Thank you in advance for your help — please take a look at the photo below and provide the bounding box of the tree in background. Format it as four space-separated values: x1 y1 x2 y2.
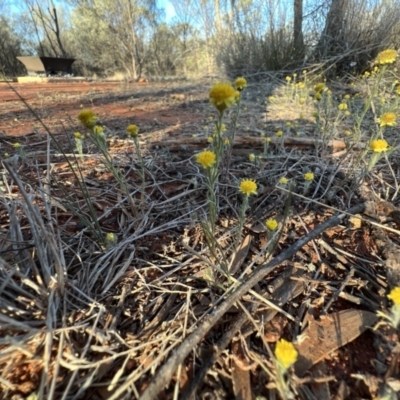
1 0 400 78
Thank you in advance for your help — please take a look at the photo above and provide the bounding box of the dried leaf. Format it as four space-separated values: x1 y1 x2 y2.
231 341 252 400
295 309 378 376
228 235 252 275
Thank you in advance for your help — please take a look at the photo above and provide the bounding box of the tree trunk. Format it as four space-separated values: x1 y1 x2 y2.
315 0 349 59
293 0 304 61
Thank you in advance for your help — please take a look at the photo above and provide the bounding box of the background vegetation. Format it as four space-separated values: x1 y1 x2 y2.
1 0 400 79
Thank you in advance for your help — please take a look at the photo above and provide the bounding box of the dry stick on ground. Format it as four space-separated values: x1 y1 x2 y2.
180 266 306 400
150 136 353 151
132 202 366 400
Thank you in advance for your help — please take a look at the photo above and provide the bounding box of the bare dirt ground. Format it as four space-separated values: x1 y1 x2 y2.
1 78 400 399
0 80 205 140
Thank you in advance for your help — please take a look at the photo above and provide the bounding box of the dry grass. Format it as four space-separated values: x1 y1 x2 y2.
1 68 400 400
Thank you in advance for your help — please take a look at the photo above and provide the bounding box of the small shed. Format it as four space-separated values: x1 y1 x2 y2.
16 57 75 76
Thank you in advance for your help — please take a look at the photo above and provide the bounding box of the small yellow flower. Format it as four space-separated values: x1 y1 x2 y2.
207 136 213 143
388 287 400 306
239 179 257 196
285 76 291 82
377 112 396 127
279 177 288 185
314 92 322 101
344 111 351 116
299 97 305 105
127 124 139 137
344 94 351 99
344 130 351 136
249 153 255 162
369 139 389 153
4 152 10 158
13 142 21 149
196 150 216 168
285 122 292 128
265 137 271 143
74 132 84 139
78 109 97 128
93 125 104 136
234 77 247 91
314 83 325 93
304 172 314 181
338 103 348 111
209 82 237 113
266 219 278 231
275 339 298 371
105 232 117 246
276 130 283 137
207 116 213 121
224 139 230 145
375 49 397 65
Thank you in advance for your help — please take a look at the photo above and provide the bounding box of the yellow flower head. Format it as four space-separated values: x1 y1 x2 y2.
375 49 397 65
285 122 292 128
105 232 117 245
344 130 351 136
265 137 271 143
13 142 21 149
345 110 351 116
275 339 298 371
266 219 278 231
304 172 314 181
74 131 84 139
209 82 237 113
344 94 351 100
196 150 216 168
207 136 214 143
93 125 104 136
369 139 389 153
234 77 247 91
377 112 396 127
249 153 255 162
279 177 288 185
276 130 283 137
127 124 139 138
388 287 400 306
239 179 257 196
299 97 305 105
78 109 97 128
338 103 348 111
285 76 291 82
314 92 322 101
314 83 326 93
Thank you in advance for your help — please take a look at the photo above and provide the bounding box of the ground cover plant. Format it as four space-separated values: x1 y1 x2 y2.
2 50 400 399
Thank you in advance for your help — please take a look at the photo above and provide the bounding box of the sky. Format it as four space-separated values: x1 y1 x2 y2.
158 0 177 22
